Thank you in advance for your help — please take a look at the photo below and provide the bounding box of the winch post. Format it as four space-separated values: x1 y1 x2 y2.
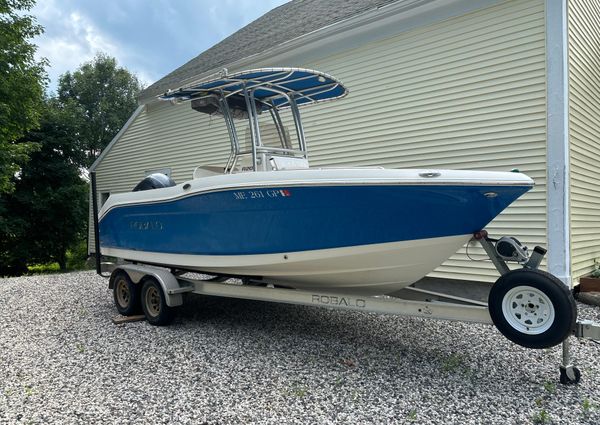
524 246 547 270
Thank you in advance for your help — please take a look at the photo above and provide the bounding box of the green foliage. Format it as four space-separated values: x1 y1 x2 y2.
283 383 309 398
543 381 556 394
582 398 594 418
0 7 140 275
57 53 142 167
0 99 88 276
23 384 34 397
591 259 600 278
66 239 90 270
26 240 90 274
0 0 47 194
531 409 551 424
441 353 467 373
27 263 60 274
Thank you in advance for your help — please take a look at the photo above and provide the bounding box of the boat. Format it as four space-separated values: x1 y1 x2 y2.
98 67 534 295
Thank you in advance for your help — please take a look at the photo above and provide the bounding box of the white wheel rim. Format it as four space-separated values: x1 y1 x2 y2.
501 285 555 335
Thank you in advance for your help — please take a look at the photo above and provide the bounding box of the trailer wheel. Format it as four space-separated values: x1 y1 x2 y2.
488 269 576 349
112 271 141 316
141 278 174 326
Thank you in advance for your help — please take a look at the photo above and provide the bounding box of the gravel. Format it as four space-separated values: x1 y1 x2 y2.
1 271 599 424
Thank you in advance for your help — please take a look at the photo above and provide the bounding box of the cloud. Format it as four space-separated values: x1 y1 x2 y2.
31 0 289 93
32 1 123 93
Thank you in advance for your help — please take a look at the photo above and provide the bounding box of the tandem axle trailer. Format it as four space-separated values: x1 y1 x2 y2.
97 232 600 385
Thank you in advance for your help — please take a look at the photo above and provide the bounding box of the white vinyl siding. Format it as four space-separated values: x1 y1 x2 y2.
568 0 600 280
91 0 547 283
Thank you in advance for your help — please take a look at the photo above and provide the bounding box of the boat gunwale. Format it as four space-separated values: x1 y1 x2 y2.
98 177 534 220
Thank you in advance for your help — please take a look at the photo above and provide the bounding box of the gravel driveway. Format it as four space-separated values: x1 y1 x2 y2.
1 271 599 424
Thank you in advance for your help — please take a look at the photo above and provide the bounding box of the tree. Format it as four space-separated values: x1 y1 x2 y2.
58 53 142 167
0 53 141 276
0 0 47 194
0 99 88 275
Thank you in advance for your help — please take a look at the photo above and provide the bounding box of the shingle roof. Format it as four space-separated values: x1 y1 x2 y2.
140 0 404 100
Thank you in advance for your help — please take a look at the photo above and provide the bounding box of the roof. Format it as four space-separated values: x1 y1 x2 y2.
140 0 408 100
160 67 348 110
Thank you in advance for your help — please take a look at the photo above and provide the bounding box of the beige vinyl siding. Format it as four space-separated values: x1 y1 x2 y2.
568 0 600 280
294 0 547 281
88 102 232 251
91 0 547 283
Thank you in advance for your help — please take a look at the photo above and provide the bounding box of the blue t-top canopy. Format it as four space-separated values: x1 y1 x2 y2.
159 67 348 110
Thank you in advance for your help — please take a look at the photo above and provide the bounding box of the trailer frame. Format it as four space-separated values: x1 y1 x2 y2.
99 232 600 385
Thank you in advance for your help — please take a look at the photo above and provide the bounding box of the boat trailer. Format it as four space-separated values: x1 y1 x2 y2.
97 229 600 385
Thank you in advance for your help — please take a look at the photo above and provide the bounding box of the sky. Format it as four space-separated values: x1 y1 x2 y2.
31 0 289 93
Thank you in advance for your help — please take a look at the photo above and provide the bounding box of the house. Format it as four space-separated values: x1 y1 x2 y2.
89 0 600 286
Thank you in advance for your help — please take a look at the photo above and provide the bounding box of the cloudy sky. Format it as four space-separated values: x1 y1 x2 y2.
31 0 288 93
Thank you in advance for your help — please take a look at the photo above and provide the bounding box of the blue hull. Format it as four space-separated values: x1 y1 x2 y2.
99 184 530 256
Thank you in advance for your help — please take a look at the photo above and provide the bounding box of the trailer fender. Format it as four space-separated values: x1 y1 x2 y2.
109 265 183 307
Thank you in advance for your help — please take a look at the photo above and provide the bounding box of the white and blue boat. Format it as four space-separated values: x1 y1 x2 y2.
98 68 533 295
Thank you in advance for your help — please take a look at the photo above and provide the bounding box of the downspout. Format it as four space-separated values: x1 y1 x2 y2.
91 171 102 275
545 0 571 286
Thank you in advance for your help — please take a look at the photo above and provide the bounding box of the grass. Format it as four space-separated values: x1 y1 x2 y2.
543 381 557 394
23 385 34 397
441 353 468 373
26 240 92 275
283 383 309 398
582 398 593 418
407 409 417 421
27 263 62 274
531 409 551 424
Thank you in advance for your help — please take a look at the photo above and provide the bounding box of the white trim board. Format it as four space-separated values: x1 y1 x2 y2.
89 105 145 172
545 0 571 286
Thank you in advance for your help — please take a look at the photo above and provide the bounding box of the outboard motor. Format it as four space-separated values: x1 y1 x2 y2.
133 173 176 192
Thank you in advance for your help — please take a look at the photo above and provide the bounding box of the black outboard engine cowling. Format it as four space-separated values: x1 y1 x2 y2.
133 173 176 192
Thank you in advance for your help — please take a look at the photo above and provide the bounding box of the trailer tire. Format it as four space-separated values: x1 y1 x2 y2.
141 278 174 326
112 271 141 316
488 269 576 349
